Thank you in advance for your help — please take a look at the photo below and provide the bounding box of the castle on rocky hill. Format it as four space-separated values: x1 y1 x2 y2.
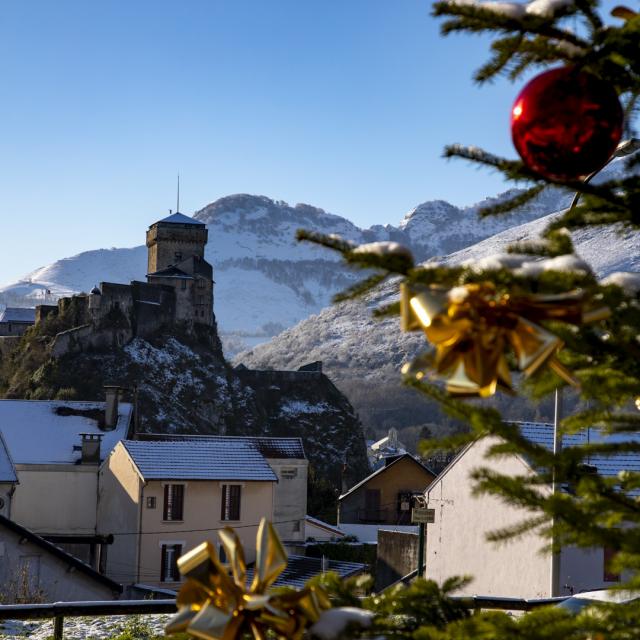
31 212 215 356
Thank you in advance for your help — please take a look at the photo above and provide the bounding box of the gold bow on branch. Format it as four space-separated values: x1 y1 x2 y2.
166 519 330 640
400 282 609 397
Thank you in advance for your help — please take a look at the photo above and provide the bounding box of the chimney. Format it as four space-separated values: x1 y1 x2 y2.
104 385 120 430
79 433 103 464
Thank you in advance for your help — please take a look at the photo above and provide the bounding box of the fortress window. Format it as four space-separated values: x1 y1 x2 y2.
198 296 204 304
197 279 205 289
181 280 187 290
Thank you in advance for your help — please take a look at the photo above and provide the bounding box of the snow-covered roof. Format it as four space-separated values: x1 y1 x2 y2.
0 430 17 483
155 212 205 226
122 439 278 481
139 433 306 459
0 400 133 465
0 307 35 323
519 421 640 478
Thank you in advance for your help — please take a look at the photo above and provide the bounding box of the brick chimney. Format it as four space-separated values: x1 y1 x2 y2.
104 385 121 430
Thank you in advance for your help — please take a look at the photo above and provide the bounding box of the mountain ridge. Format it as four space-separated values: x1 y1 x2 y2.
0 181 581 354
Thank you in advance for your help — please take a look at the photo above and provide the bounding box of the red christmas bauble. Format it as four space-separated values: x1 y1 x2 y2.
511 67 623 182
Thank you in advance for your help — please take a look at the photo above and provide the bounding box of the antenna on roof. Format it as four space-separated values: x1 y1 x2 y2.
176 173 180 213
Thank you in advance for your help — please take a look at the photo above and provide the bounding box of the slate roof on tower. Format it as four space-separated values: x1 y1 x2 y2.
156 212 205 225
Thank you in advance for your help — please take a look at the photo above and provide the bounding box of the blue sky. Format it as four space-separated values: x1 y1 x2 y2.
1 1 532 284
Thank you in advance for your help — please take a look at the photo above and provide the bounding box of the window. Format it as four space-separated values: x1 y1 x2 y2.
163 484 184 521
281 468 298 480
293 520 301 532
604 547 620 582
174 252 183 262
197 279 206 289
146 496 157 509
181 279 187 290
160 543 182 582
221 484 241 521
198 295 204 304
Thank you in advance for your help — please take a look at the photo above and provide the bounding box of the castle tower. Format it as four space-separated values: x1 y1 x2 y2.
146 212 214 326
146 211 208 274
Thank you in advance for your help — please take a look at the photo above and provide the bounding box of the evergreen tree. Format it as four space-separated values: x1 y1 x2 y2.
300 1 640 637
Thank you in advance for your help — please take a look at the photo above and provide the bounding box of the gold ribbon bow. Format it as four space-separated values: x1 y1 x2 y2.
165 518 330 640
400 282 609 397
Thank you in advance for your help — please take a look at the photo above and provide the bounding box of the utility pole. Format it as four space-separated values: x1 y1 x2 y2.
550 388 562 597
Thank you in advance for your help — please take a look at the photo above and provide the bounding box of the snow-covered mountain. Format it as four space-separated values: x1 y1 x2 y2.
233 209 640 436
0 184 577 354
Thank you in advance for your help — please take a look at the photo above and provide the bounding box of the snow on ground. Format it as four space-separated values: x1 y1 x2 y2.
0 614 170 640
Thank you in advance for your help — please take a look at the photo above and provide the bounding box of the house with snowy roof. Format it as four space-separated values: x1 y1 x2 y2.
424 422 639 599
136 433 308 546
97 438 280 587
0 390 133 568
0 306 36 336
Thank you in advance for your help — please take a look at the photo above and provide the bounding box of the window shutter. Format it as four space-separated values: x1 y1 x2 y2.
163 485 169 520
172 545 182 581
230 485 241 520
160 544 167 582
221 485 228 520
174 485 184 520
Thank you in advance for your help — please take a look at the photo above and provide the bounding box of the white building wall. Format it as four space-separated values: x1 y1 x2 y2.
268 458 308 542
11 465 99 535
425 437 552 599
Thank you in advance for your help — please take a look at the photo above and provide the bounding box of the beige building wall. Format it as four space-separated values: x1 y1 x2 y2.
340 457 435 525
97 443 143 585
98 443 276 587
268 458 308 542
139 479 274 587
12 465 100 535
425 437 552 599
